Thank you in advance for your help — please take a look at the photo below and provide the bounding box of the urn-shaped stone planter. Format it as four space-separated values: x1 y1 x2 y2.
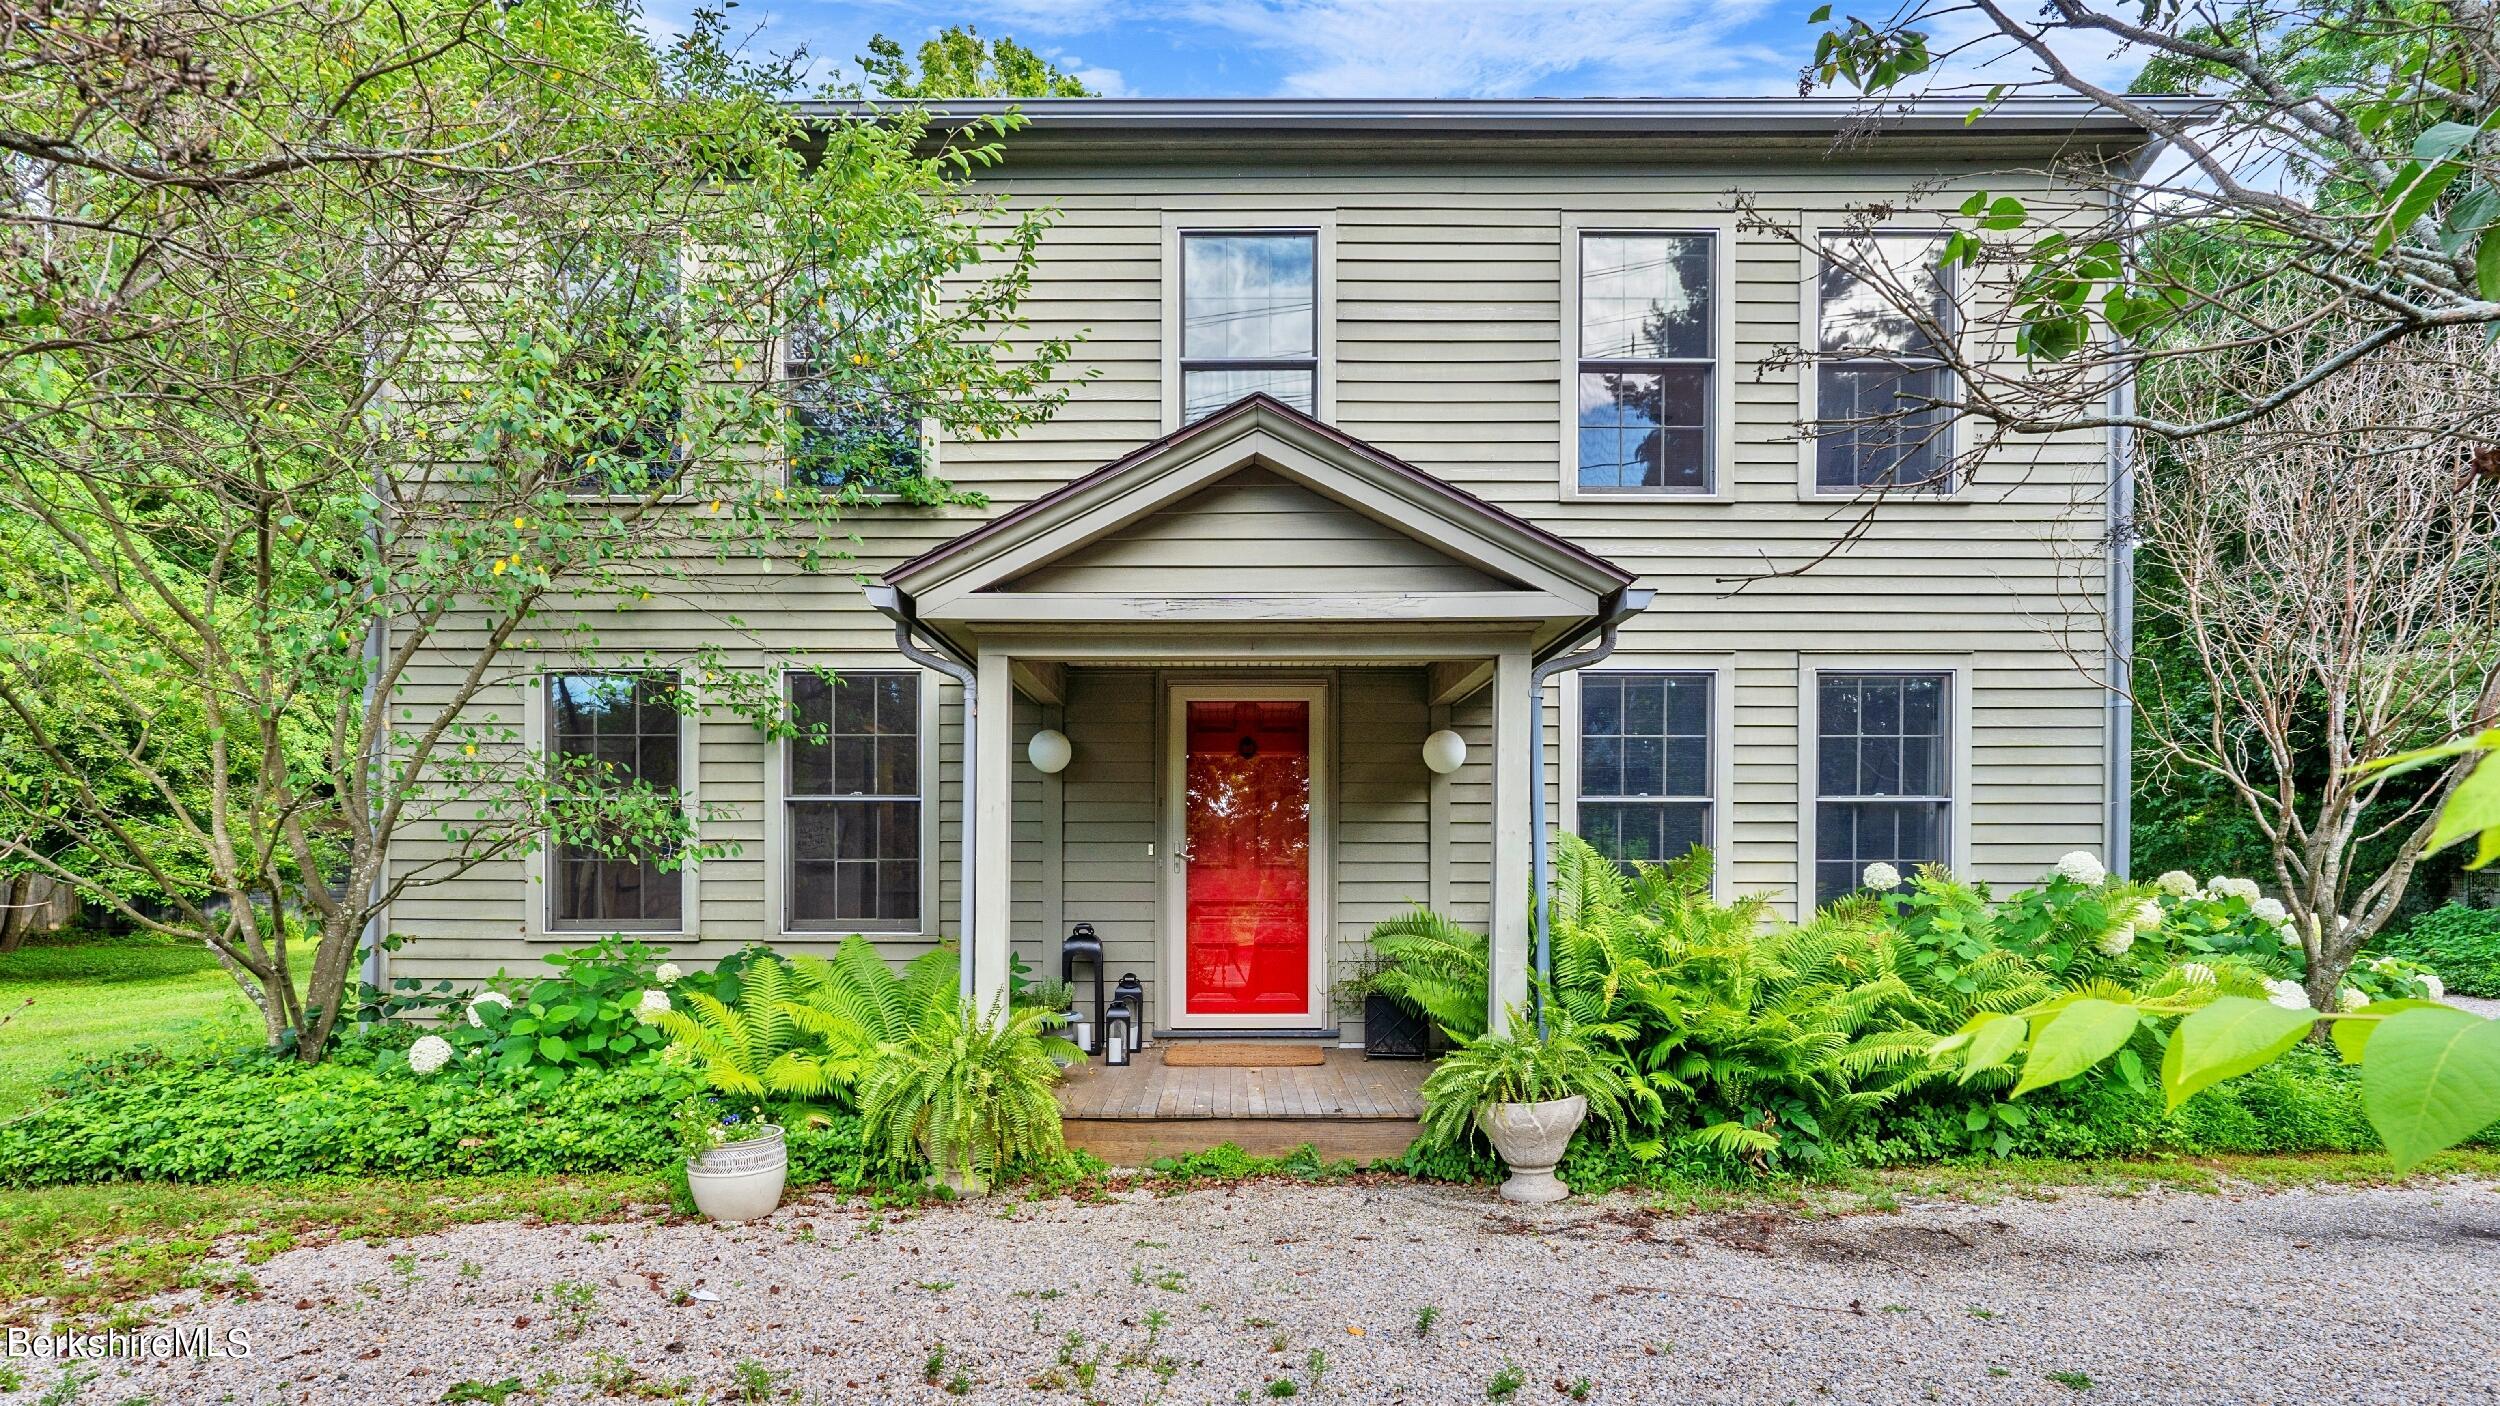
686 1124 786 1222
1479 1095 1586 1204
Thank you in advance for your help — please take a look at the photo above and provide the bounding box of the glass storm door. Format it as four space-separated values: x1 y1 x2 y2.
1180 698 1314 1020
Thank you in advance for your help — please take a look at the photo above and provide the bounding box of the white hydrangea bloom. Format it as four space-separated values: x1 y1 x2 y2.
1860 861 1903 892
2423 972 2445 1001
2368 955 2398 975
2178 962 2218 986
2155 870 2199 897
409 1034 453 1075
654 963 682 984
2264 978 2312 1011
2097 924 2136 957
2279 926 2305 951
465 991 510 1027
2251 897 2288 923
2207 877 2262 903
635 989 672 1021
2335 987 2368 1012
2053 851 2107 886
2131 898 2164 933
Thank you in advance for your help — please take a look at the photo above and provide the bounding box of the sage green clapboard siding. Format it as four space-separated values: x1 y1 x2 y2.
1004 467 1512 595
384 149 2112 997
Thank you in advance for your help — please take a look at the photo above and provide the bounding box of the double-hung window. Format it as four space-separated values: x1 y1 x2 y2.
1179 231 1317 423
784 265 928 492
548 236 682 491
1576 233 1715 493
547 673 684 931
1578 671 1713 867
785 671 921 930
1813 671 1952 903
1814 234 1954 493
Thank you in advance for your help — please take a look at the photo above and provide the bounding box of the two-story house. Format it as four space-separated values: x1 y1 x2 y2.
384 97 2149 1043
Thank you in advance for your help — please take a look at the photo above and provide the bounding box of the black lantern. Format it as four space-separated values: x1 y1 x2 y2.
1061 922 1105 1054
1102 1002 1134 1067
1113 974 1145 1051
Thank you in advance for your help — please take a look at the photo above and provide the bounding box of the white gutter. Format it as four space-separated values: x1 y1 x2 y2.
863 584 980 1001
2103 138 2166 880
1526 587 1655 1035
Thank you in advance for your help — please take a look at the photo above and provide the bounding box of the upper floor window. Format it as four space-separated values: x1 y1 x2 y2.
1578 671 1713 868
1180 231 1316 423
783 311 927 493
785 670 922 931
548 672 684 931
1813 670 1952 904
1815 234 1953 494
548 237 682 492
1577 233 1714 493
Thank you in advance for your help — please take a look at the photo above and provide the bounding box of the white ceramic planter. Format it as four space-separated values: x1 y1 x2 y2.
1479 1095 1587 1204
686 1124 786 1222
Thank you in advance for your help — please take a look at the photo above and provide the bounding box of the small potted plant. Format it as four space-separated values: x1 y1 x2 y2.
1417 1008 1630 1204
675 1095 786 1222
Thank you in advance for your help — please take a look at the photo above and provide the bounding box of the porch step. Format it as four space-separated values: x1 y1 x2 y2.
1063 1115 1419 1166
1054 1044 1428 1167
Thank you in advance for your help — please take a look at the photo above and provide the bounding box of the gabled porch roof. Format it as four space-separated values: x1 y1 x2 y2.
882 394 1636 657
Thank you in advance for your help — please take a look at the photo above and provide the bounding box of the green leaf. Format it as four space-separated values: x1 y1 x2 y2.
2362 1007 2500 1172
2331 999 2447 1064
1958 1012 2027 1083
1980 195 2027 230
1808 3 1831 20
2161 997 2315 1110
2012 999 2140 1096
1959 190 1989 217
2412 119 2488 164
2426 746 2500 868
2479 231 2500 302
537 1035 571 1064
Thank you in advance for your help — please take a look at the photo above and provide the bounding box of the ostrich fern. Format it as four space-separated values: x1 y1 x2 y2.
857 998 1077 1187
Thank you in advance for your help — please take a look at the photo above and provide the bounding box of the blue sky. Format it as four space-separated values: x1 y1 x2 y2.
642 0 2115 100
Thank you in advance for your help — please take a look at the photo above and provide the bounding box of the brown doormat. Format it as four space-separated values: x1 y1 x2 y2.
1161 1042 1327 1068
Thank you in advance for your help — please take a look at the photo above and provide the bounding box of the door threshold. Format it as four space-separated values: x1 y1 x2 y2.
1153 1028 1342 1042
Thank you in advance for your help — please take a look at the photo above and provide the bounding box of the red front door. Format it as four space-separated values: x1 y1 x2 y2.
1182 699 1312 1018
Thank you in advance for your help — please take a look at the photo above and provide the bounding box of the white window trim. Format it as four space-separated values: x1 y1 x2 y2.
1561 658 1735 904
1559 215 1738 504
760 658 945 943
1795 654 1974 910
1793 220 1966 505
523 665 701 941
1160 213 1339 433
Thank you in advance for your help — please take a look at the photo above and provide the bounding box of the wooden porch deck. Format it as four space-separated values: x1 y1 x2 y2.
1055 1045 1428 1166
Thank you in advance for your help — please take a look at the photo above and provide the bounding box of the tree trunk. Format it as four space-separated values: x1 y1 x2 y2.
0 874 31 954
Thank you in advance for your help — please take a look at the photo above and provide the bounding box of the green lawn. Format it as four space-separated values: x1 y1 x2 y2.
0 934 255 1116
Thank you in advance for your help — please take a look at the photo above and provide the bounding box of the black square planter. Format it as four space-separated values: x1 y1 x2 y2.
1361 991 1429 1060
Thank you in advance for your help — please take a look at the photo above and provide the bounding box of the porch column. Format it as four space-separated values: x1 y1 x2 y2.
1487 643 1533 1035
972 646 1015 1017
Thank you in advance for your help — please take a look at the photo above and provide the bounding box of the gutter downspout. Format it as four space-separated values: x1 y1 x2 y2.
1527 587 1655 1035
2103 137 2165 880
864 584 981 1002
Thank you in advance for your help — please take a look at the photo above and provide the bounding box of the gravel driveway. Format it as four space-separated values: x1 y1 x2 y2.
23 1177 2499 1406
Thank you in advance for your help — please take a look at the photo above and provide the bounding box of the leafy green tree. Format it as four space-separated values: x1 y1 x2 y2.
857 25 1095 99
0 0 1077 1059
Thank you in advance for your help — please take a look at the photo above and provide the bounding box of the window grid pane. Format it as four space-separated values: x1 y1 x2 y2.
551 239 683 493
1179 232 1318 424
548 672 682 931
786 324 927 492
1576 233 1713 493
786 670 922 931
1580 672 1712 870
1814 671 1951 904
1815 234 1952 493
